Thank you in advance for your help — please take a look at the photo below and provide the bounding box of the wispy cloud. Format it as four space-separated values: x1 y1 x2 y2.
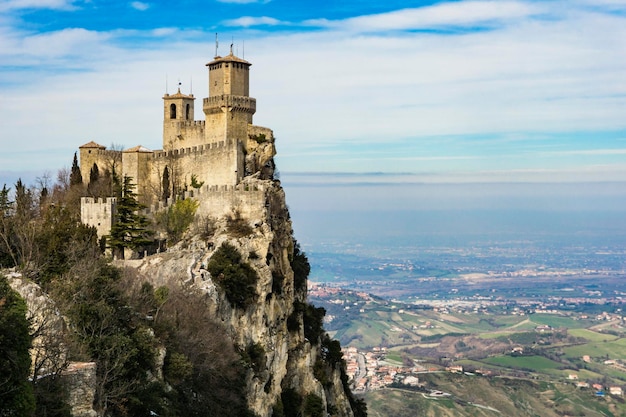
303 1 542 32
223 16 282 27
538 149 626 157
0 0 625 183
0 27 111 69
130 1 150 11
0 0 78 11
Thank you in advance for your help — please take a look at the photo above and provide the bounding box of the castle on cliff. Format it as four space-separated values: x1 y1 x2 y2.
79 50 277 238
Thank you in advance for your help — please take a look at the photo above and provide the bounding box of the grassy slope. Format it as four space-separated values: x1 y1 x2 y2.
365 373 626 417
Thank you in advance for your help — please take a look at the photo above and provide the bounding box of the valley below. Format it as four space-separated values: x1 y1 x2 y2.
305 240 626 416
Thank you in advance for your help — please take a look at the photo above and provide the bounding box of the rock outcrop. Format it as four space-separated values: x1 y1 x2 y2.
7 271 98 417
129 177 356 417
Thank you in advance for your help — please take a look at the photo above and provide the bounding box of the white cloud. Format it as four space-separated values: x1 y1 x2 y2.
304 1 542 32
130 1 150 11
223 16 282 27
0 0 625 181
0 0 78 11
0 27 111 68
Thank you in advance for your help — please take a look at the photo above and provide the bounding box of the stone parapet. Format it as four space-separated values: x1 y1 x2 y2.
203 95 256 115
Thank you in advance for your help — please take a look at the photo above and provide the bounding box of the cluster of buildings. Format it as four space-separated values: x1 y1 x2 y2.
342 346 424 392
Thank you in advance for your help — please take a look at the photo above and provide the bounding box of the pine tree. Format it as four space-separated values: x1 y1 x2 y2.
88 163 100 196
69 152 83 187
162 167 171 202
0 275 35 416
0 185 15 267
14 178 33 220
108 176 153 259
0 184 11 216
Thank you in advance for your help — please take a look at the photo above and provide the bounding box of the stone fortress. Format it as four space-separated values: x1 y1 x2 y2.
79 48 277 238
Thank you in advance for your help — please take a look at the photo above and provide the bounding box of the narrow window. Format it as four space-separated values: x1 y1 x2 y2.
186 103 191 120
170 103 176 119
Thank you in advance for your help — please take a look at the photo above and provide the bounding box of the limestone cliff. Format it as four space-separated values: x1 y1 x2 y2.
129 176 356 417
7 271 98 417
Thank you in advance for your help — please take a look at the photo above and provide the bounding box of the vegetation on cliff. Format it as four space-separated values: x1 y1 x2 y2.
207 242 259 309
0 275 35 416
108 176 153 258
0 168 256 416
0 156 365 417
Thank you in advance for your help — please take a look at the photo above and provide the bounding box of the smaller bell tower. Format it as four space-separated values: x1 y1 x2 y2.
162 88 196 149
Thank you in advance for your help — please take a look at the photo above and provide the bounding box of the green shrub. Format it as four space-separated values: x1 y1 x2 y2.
156 198 199 243
290 241 310 292
281 388 302 417
0 275 35 416
207 243 259 309
287 301 305 333
244 342 266 374
303 304 326 343
227 210 253 237
303 394 324 417
251 133 267 144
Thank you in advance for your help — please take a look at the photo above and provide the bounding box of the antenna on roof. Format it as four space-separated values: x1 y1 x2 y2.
230 37 234 55
215 33 219 57
177 79 181 92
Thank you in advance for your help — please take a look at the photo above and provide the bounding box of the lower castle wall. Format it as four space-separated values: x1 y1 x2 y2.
149 185 267 221
81 197 117 238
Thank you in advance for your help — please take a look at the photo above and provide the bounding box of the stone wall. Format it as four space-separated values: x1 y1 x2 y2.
163 119 206 151
79 148 121 185
148 183 267 221
80 197 116 238
150 139 241 198
63 362 97 417
122 149 153 204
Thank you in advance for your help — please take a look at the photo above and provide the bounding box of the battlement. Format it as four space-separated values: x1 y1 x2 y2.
81 197 117 205
203 95 256 115
175 120 205 128
148 182 267 220
153 140 232 160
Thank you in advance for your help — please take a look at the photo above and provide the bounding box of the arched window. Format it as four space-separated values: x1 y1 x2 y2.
170 103 176 119
186 104 191 120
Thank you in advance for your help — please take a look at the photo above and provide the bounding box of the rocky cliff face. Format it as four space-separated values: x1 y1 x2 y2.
7 272 98 417
129 177 356 417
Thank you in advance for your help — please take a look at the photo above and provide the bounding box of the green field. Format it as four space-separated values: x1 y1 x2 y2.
482 355 562 371
568 328 619 342
562 337 626 360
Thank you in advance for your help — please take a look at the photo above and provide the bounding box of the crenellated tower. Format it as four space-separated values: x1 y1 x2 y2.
203 51 256 143
162 88 200 150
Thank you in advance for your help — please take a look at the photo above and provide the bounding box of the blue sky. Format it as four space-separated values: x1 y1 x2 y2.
1 0 626 185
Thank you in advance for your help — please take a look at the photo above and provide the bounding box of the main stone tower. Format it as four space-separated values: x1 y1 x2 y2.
81 49 275 221
203 51 256 143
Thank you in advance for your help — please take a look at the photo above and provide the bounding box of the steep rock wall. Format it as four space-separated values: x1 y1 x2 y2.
129 178 355 417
